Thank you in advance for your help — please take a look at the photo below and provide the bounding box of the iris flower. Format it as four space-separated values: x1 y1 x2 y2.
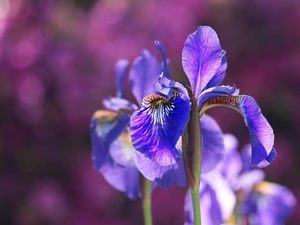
212 134 294 225
183 133 283 225
229 141 294 225
246 181 296 225
130 26 275 188
90 50 163 199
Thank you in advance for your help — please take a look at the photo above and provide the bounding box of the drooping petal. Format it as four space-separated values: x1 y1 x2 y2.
115 59 129 98
91 110 130 170
182 26 226 99
129 50 161 103
154 40 171 79
201 95 275 167
101 130 141 199
184 171 236 225
102 97 138 112
217 134 242 181
130 92 191 187
201 115 225 173
239 96 275 166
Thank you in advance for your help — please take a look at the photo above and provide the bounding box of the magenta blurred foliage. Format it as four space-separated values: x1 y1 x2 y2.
0 0 300 224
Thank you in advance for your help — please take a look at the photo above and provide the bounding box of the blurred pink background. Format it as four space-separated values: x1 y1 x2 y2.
0 0 299 224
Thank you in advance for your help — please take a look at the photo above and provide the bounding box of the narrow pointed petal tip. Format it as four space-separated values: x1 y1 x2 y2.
154 40 171 79
239 96 275 166
90 110 130 170
130 93 190 187
182 26 226 99
115 59 129 98
129 49 161 103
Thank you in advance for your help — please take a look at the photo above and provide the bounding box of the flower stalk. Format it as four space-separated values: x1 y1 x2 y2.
142 177 153 225
183 95 202 225
191 189 201 225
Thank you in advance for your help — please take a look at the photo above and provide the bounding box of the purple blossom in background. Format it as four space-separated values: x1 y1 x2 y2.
238 145 295 225
219 134 296 225
91 50 163 199
130 26 276 189
184 134 295 225
91 60 139 199
246 182 296 225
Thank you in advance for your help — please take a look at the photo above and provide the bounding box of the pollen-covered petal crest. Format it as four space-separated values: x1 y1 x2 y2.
199 85 239 108
130 92 191 168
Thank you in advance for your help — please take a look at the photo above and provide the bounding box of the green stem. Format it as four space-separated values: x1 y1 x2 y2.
142 177 153 225
184 95 202 225
191 188 201 225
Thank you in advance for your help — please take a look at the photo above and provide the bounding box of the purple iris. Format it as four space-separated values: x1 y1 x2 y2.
130 26 275 188
184 134 293 225
218 134 295 225
237 144 295 225
90 50 163 199
246 182 296 225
